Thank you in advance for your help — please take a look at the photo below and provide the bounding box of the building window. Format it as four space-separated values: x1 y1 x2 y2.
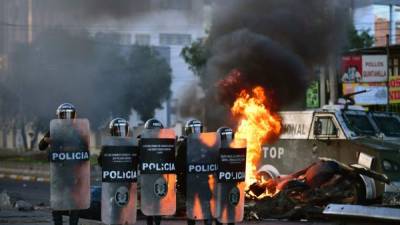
94 32 132 45
159 33 191 46
160 0 191 10
135 34 151 46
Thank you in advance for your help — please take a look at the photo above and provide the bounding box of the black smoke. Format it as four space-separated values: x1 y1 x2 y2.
196 0 350 128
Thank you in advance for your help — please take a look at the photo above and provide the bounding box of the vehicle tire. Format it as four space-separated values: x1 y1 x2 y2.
344 178 366 204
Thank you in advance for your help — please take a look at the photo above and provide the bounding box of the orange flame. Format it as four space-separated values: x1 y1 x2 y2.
231 86 282 187
192 193 203 219
199 133 218 148
208 174 216 218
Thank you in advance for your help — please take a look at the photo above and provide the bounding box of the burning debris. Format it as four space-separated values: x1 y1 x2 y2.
244 158 390 220
229 84 282 186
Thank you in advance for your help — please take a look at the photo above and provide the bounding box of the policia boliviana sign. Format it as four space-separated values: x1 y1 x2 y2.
218 148 246 182
101 137 138 225
139 129 177 216
101 146 138 182
216 140 247 223
140 138 175 174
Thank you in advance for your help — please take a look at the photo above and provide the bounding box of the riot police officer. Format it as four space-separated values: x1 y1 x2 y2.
176 119 212 225
110 117 129 136
140 118 164 225
215 127 235 225
99 118 137 225
216 127 234 142
97 118 130 166
38 103 80 225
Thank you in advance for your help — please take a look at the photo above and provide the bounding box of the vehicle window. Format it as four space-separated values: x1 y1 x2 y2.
372 114 400 137
317 117 338 136
343 113 375 136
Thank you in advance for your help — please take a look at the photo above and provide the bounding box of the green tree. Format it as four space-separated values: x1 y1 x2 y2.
347 24 374 50
125 46 172 121
180 38 209 81
0 28 172 150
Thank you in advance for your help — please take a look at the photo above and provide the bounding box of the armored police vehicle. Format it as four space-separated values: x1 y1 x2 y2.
258 103 400 202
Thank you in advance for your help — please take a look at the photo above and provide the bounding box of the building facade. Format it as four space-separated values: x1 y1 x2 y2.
353 0 400 46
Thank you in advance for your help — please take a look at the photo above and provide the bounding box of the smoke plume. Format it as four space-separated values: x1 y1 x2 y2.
197 0 350 128
46 0 150 20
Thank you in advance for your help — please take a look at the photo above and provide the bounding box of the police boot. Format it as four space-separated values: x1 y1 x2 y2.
204 219 212 225
52 210 63 225
69 210 79 225
154 216 161 225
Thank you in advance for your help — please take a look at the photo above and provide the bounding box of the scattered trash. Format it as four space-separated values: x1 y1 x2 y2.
14 200 34 211
383 192 400 206
0 190 12 209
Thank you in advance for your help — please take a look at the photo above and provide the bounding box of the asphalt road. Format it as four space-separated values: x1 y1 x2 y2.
0 178 397 225
0 178 49 206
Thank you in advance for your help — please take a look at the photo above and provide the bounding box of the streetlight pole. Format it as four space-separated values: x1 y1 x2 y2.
386 34 390 111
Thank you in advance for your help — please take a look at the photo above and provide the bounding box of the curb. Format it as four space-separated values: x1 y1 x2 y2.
0 173 49 182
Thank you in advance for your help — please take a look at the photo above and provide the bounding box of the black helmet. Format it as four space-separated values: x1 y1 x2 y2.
184 119 203 135
217 127 234 141
144 118 164 129
109 118 129 137
56 103 76 119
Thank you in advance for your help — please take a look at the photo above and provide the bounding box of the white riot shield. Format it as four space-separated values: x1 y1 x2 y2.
216 139 247 223
49 119 90 210
139 129 176 216
101 137 138 225
186 133 219 220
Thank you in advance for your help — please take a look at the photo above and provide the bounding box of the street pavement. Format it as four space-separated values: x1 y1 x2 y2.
0 178 397 225
0 177 49 205
0 178 329 225
0 208 336 225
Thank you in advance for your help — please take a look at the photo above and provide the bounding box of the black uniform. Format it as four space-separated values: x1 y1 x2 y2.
39 131 80 225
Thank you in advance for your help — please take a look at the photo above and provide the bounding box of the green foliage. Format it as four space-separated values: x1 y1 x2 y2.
180 38 209 77
347 24 374 50
125 46 172 121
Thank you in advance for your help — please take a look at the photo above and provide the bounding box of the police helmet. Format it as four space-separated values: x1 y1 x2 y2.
109 118 129 137
217 126 234 141
144 118 164 129
56 103 76 119
184 119 203 135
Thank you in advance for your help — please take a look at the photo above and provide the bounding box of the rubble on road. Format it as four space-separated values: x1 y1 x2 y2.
0 190 12 210
14 200 34 211
244 158 391 220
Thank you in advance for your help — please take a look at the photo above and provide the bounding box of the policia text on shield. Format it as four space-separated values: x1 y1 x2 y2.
39 103 90 225
40 104 247 225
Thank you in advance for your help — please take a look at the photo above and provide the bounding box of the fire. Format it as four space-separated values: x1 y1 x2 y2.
199 132 218 148
208 174 216 217
231 86 282 187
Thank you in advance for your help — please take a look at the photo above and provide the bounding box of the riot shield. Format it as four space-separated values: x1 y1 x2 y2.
216 139 247 223
49 119 90 210
186 132 219 220
101 137 138 225
139 129 176 216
